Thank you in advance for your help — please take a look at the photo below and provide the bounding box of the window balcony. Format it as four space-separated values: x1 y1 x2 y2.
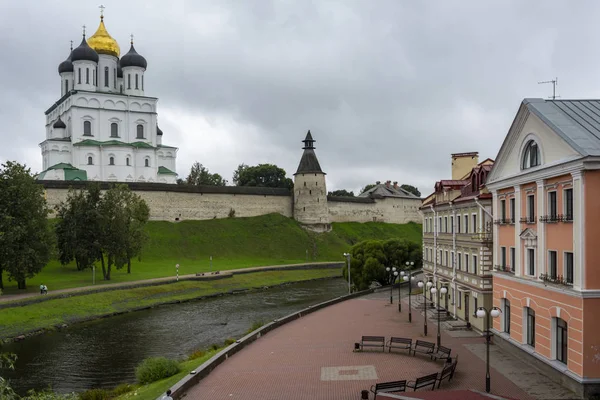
493 264 514 274
494 218 515 225
538 214 573 223
519 216 536 224
539 273 573 287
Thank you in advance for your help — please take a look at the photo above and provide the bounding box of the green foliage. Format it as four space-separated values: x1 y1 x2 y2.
20 390 79 400
233 163 293 189
0 161 53 290
359 183 377 195
187 349 206 361
77 388 112 400
223 338 236 346
185 162 227 186
342 238 422 290
246 320 265 334
228 208 235 218
400 184 421 197
111 384 135 396
135 357 180 385
0 352 17 399
327 189 354 197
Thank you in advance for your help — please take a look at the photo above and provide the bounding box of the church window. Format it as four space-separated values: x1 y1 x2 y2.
522 140 541 169
142 75 144 90
110 123 118 138
87 156 93 165
310 190 312 195
128 74 131 89
94 67 97 85
144 158 150 167
126 157 130 166
136 124 144 139
104 67 109 87
109 156 115 165
135 74 139 89
64 79 68 94
78 68 81 84
86 68 89 84
304 182 306 187
113 68 116 88
83 121 92 136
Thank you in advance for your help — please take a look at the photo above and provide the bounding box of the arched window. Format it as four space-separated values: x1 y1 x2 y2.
78 68 81 84
128 74 131 89
126 157 131 166
87 156 93 165
109 156 115 165
86 68 89 84
113 68 116 88
83 121 92 136
135 74 139 89
136 124 144 139
144 158 150 167
142 75 144 90
522 140 540 169
104 67 109 87
110 123 118 137
64 79 68 94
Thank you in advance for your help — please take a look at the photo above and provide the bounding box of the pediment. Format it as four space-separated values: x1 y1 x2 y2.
520 228 538 247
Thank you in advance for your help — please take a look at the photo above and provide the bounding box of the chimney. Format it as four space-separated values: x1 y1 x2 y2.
393 181 398 189
385 180 391 188
451 152 479 180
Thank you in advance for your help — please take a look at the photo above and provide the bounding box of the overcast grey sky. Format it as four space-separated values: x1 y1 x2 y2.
1 0 597 195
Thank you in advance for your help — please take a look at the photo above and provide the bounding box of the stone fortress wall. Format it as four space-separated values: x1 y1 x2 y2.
42 181 421 224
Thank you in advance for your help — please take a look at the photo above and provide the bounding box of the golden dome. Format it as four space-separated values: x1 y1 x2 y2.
87 16 120 58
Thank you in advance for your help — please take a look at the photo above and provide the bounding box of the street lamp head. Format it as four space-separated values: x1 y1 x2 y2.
430 287 437 294
343 253 349 257
411 276 415 280
394 271 399 276
490 307 502 318
386 267 391 272
405 261 409 266
392 267 397 272
476 308 486 318
417 281 424 288
410 261 414 266
426 281 433 289
403 275 408 281
400 271 405 276
440 286 448 294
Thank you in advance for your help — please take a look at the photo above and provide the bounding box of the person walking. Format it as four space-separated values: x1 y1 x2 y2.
161 389 173 400
40 284 44 295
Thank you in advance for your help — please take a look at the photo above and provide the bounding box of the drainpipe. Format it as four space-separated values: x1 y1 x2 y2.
450 201 457 319
475 198 493 219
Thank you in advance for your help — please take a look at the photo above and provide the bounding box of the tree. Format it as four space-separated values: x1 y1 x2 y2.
328 189 355 197
342 238 422 291
233 163 293 189
0 162 53 290
400 184 421 197
0 352 17 400
359 183 377 195
186 162 227 186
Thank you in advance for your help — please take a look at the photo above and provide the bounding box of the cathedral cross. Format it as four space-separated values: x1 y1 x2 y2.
99 5 105 17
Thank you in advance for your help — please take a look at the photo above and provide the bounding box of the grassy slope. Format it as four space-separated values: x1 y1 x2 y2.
0 269 340 339
1 214 422 294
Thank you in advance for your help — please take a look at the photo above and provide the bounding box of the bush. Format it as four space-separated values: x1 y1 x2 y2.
187 349 206 361
111 383 135 396
246 320 265 334
135 357 180 385
78 388 112 400
210 343 220 351
224 338 236 346
21 389 79 400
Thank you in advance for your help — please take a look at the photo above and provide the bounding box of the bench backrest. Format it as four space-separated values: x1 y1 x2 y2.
438 345 451 355
390 337 412 344
415 340 435 349
415 372 439 387
452 354 459 373
362 336 385 342
376 380 407 391
440 363 453 379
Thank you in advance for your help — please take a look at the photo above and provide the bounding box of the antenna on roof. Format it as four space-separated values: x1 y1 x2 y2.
538 77 560 100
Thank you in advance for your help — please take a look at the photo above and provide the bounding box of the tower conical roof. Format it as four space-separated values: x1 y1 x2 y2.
295 130 324 175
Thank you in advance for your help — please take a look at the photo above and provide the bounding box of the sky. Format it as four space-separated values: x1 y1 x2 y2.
1 0 599 196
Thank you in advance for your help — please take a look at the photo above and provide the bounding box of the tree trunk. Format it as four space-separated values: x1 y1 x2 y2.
18 279 26 290
100 253 106 280
0 267 3 290
104 255 112 280
127 259 131 274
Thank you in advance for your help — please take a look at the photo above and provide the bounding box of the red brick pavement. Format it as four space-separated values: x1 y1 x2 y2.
184 292 534 400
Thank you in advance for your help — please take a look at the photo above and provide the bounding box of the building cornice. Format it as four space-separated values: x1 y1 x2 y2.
493 272 600 298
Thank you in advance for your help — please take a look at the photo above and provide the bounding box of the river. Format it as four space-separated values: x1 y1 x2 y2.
3 278 348 395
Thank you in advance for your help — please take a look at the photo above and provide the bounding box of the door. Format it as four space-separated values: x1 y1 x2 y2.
464 293 470 324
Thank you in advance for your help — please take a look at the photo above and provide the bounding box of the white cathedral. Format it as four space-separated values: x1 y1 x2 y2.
37 11 178 184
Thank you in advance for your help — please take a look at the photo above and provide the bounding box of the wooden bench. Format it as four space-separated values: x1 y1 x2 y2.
407 372 438 391
437 354 459 388
412 340 436 357
360 336 385 352
430 345 451 361
370 380 407 399
387 337 412 354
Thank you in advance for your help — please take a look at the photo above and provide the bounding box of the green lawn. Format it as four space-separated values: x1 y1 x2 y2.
0 213 421 295
0 269 341 340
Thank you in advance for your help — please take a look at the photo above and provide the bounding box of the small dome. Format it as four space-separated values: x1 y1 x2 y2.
157 125 163 136
120 44 147 69
58 48 73 74
53 117 66 129
117 61 123 78
71 36 99 63
87 16 120 58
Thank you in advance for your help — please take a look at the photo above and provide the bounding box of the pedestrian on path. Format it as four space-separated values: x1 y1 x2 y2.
40 284 44 295
161 389 173 400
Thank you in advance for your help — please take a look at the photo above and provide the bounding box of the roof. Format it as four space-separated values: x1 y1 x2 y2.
74 139 155 149
523 98 600 156
327 195 375 204
53 117 66 129
358 183 420 199
157 166 177 175
36 163 87 181
120 44 147 69
451 152 479 158
295 149 324 174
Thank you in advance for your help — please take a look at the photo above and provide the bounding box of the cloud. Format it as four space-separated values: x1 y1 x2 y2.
1 0 599 195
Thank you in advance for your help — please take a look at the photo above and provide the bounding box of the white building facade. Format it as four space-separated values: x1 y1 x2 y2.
38 12 178 184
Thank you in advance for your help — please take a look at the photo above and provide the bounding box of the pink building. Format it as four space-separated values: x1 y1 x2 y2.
486 98 600 398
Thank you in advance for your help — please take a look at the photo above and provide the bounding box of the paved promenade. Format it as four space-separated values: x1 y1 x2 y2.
185 290 580 400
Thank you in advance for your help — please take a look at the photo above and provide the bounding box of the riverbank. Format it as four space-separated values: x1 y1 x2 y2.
0 268 342 342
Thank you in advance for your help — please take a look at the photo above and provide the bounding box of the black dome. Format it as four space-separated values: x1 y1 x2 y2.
53 117 66 129
58 50 73 74
157 125 163 136
117 61 123 78
120 44 147 69
71 36 99 63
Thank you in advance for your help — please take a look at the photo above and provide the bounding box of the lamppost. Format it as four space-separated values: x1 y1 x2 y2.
386 266 397 304
396 270 404 312
404 261 415 322
417 280 433 335
430 285 448 347
476 306 502 393
343 253 351 294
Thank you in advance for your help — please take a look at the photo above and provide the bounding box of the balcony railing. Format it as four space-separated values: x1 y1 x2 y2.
494 218 516 225
493 264 515 274
539 273 573 287
519 216 536 224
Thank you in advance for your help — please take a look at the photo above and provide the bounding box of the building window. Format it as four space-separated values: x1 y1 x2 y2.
438 217 442 233
444 216 448 233
450 216 454 233
109 156 115 165
110 123 118 137
126 157 130 166
64 79 69 94
144 158 150 167
548 250 557 279
472 255 478 274
510 247 515 273
465 254 469 273
86 68 89 84
128 74 131 89
142 74 144 90
87 156 93 165
474 297 478 317
472 214 477 233
457 291 462 308
104 67 109 87
509 198 515 223
445 251 448 266
136 124 144 139
94 67 97 85
556 318 568 364
565 252 573 284
500 199 506 221
504 299 511 333
114 68 117 88
526 307 535 347
457 216 461 233
522 140 540 169
564 188 573 221
457 252 462 271
548 191 557 219
527 248 535 276
501 247 506 269
527 194 535 222
464 215 469 233
135 74 139 89
451 251 455 267
83 120 91 136
78 68 81 84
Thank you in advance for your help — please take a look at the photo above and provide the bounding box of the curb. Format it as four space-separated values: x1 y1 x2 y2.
161 288 375 400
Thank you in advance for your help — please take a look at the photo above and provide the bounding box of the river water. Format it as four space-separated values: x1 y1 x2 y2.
3 278 348 394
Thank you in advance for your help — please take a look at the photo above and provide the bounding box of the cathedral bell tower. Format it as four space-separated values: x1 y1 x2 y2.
293 131 330 231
